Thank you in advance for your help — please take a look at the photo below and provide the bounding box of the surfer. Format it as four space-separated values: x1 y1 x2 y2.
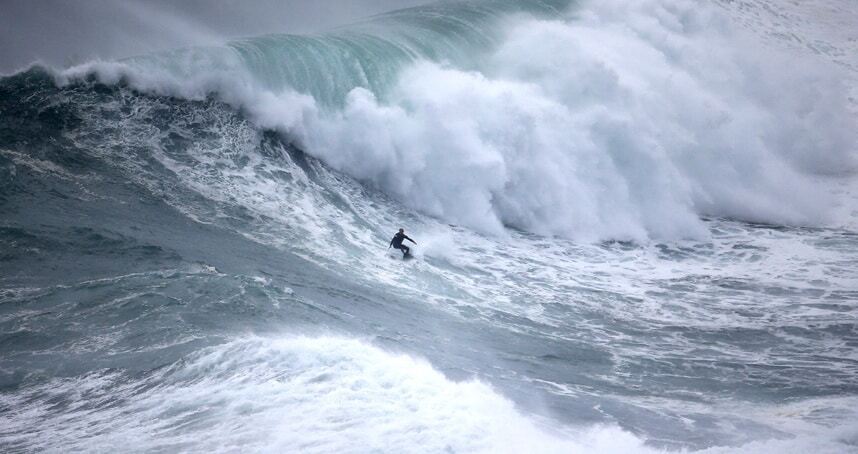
389 228 416 257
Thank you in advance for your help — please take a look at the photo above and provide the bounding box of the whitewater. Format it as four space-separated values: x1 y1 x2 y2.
1 0 857 452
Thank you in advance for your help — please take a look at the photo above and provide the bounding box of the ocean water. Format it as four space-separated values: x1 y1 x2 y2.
1 0 857 452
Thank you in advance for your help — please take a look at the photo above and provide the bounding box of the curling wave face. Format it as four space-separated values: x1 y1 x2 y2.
53 0 857 241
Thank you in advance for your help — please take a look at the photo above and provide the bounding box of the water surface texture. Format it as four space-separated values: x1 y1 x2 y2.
2 0 857 452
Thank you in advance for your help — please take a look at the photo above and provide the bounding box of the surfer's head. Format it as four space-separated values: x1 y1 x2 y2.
399 228 404 233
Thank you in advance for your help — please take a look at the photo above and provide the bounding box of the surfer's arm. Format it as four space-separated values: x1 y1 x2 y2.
405 236 416 244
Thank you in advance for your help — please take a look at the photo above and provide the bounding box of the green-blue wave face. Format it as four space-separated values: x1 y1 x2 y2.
227 0 575 106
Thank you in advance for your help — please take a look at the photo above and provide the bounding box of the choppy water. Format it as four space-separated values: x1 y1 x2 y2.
2 0 858 452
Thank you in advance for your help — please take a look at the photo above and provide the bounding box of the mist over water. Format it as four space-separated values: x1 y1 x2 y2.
2 0 858 452
0 0 435 73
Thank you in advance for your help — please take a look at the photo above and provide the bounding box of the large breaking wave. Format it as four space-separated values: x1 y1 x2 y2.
43 0 857 242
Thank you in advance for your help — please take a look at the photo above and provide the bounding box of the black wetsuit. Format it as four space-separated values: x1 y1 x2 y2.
390 232 414 255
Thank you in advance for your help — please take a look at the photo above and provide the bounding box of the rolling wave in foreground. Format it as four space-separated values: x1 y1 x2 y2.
2 0 857 452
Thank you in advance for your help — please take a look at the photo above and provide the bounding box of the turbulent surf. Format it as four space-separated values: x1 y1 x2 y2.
1 0 857 452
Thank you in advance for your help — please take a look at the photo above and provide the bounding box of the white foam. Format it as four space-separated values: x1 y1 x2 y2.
2 336 662 453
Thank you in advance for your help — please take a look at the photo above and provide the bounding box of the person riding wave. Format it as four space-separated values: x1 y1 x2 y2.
389 228 416 256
